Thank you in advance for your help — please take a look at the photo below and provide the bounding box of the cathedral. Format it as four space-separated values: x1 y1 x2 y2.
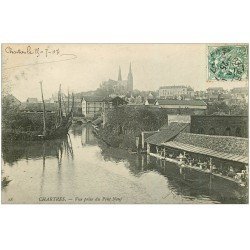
101 63 133 94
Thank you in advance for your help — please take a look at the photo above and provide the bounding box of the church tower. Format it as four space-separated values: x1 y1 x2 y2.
127 62 133 91
118 66 122 81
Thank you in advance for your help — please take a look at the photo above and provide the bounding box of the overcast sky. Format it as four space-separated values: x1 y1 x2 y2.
2 44 247 101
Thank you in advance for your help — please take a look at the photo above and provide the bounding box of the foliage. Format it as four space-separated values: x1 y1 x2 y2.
229 103 248 115
207 100 248 116
207 101 230 115
99 106 169 150
2 95 57 141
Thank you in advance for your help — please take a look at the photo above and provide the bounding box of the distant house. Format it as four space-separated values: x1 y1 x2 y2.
159 85 194 99
144 99 156 105
110 96 128 107
207 87 224 95
219 93 232 105
26 98 38 103
82 96 105 118
206 87 224 101
230 87 248 103
155 99 207 114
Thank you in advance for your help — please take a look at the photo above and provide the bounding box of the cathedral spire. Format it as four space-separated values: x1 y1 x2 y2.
129 62 132 74
118 66 122 81
127 62 133 92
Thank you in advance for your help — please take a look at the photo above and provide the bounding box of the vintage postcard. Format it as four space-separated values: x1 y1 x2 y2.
1 44 248 204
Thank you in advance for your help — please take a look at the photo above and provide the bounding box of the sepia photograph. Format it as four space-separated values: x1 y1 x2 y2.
1 43 249 204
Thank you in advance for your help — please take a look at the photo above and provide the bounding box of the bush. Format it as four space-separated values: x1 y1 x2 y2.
99 106 168 149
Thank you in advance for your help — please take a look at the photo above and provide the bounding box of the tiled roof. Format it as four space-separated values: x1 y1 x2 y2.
173 133 248 157
82 96 104 102
145 122 189 146
207 87 224 91
163 141 248 164
27 98 38 103
92 117 103 126
159 85 186 89
145 99 156 104
157 99 207 106
231 87 248 94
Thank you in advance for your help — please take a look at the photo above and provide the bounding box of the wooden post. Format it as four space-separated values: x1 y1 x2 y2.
40 81 46 137
71 93 74 118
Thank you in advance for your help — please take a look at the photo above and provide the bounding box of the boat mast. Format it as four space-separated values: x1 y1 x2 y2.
40 81 46 137
58 84 63 124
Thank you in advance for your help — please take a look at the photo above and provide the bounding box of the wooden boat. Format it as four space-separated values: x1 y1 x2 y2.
38 82 74 140
1 176 12 188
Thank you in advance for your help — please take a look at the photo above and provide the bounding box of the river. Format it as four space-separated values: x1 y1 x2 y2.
1 124 248 204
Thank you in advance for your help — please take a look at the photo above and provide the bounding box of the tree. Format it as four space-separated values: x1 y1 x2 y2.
207 101 230 115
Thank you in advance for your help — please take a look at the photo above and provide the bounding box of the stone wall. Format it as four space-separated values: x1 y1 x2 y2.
190 115 248 138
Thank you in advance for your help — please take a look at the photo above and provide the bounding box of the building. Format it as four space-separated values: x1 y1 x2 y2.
72 93 84 116
190 115 248 137
230 87 248 103
158 85 194 99
144 128 248 178
206 87 224 102
167 114 191 124
100 63 133 95
144 122 190 151
207 87 224 95
155 99 207 115
109 96 128 107
26 98 38 103
144 99 156 105
82 96 106 118
81 96 126 118
161 132 248 173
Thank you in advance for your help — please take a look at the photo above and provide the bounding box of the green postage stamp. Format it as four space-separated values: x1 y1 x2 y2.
208 45 248 81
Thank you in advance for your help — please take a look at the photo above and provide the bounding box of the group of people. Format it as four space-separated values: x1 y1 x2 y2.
156 147 248 184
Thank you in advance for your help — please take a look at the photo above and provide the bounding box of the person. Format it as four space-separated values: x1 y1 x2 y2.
227 166 236 178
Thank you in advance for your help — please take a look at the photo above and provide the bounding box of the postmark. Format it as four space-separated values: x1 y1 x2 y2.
208 45 248 81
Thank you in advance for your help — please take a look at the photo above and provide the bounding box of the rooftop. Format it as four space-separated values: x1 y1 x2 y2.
156 99 207 106
207 87 224 91
145 122 190 146
145 99 156 105
159 85 187 89
82 96 105 102
231 87 248 94
173 133 248 157
27 98 38 103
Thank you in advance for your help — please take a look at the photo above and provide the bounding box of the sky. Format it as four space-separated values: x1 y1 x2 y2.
2 44 247 101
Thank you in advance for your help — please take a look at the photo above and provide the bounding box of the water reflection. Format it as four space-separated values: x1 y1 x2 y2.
1 124 248 204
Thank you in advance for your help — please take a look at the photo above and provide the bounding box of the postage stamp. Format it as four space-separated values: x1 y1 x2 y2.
208 45 248 81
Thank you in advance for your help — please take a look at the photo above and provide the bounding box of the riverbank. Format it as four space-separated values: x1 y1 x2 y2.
2 124 247 204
